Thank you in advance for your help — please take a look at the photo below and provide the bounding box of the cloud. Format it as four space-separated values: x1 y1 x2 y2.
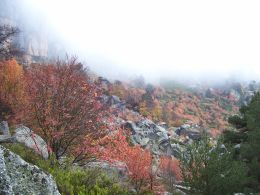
15 0 260 82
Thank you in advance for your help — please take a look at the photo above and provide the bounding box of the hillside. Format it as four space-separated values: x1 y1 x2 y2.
104 77 259 137
0 1 260 194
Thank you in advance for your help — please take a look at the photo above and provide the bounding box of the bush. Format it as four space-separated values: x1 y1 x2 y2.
23 58 107 161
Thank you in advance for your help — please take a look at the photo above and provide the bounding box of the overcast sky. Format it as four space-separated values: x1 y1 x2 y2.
23 0 260 82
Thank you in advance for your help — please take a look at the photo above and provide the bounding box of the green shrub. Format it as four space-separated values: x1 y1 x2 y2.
2 143 132 195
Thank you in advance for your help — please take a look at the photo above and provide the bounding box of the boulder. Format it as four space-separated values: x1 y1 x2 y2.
14 126 49 159
0 145 60 195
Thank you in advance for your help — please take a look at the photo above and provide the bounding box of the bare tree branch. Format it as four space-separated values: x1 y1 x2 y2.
0 25 23 59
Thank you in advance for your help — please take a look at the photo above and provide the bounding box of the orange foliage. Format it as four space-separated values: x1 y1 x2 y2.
100 129 153 192
210 128 221 138
159 155 182 182
0 59 25 121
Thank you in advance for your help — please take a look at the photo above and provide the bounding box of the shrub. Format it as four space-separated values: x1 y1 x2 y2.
180 136 248 195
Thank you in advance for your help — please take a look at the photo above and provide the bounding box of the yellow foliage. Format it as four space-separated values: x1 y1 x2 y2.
139 100 149 117
0 59 25 107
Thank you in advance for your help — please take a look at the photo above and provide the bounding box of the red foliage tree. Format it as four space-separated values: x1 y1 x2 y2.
159 155 182 192
100 129 152 192
23 58 107 160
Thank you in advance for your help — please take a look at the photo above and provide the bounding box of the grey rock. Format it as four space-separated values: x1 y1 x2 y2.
0 121 10 136
175 125 201 140
170 143 184 158
125 119 183 156
0 145 60 195
139 138 150 146
101 95 126 110
110 95 121 105
0 135 15 143
132 134 142 144
14 126 49 159
158 122 168 129
151 144 160 155
157 132 169 143
0 147 13 194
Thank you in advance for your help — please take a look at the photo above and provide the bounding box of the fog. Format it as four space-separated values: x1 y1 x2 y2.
3 0 260 83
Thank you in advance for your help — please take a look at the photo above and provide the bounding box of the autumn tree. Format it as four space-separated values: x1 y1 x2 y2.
159 155 181 193
100 129 153 193
23 58 107 161
0 59 25 121
151 99 162 122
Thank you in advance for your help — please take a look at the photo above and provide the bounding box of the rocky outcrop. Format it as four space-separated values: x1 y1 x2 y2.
0 145 60 195
124 119 187 157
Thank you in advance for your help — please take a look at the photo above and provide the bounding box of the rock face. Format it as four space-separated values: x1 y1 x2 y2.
0 145 60 195
0 0 67 64
14 126 49 159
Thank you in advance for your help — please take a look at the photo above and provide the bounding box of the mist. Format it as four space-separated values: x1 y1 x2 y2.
2 0 260 84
